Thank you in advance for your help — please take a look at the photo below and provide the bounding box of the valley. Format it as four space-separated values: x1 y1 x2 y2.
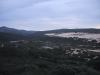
45 32 100 42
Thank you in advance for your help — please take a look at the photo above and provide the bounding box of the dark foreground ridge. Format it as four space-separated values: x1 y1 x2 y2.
0 36 100 75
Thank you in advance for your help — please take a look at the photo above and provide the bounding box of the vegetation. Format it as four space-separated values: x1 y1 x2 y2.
0 27 100 75
0 36 100 75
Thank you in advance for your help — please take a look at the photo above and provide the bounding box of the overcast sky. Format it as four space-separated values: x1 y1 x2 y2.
0 0 100 30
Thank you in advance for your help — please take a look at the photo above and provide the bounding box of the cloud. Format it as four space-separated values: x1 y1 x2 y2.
0 0 100 30
0 0 52 13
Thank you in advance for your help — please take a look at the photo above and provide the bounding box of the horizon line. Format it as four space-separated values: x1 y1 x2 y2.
0 26 100 31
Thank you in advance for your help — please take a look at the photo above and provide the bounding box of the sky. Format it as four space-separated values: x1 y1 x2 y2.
0 0 100 31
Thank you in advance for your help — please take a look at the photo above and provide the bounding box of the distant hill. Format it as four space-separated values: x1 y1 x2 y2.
31 28 100 37
0 26 36 36
41 28 100 33
0 26 100 41
0 26 37 41
0 32 26 41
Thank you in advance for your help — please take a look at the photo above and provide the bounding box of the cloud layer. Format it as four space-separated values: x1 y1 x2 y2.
0 0 100 30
